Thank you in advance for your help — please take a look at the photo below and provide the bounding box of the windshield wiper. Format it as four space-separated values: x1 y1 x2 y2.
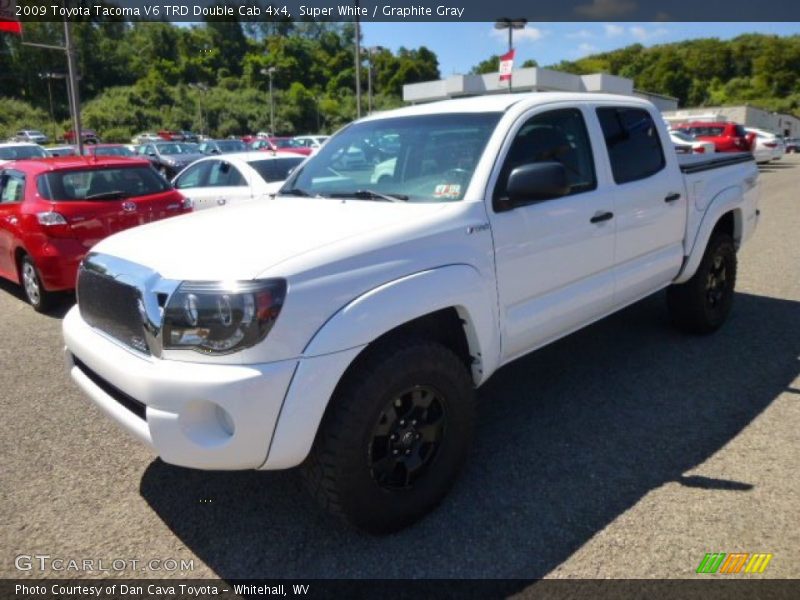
84 190 128 201
330 189 408 203
281 187 313 197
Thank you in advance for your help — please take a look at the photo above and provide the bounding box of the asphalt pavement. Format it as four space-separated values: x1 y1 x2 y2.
1 156 798 583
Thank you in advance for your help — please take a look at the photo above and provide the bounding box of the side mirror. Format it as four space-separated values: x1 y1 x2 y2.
148 152 156 158
498 161 570 210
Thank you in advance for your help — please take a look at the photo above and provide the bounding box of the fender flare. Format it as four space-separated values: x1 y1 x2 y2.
303 264 501 381
674 186 743 284
262 265 501 470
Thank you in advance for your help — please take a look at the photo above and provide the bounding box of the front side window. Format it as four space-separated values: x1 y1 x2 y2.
174 162 212 189
0 170 25 203
597 107 665 184
284 112 502 202
37 166 170 201
494 108 597 204
207 162 246 187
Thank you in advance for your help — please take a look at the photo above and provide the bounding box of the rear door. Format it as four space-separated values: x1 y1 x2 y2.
487 105 617 361
595 105 686 306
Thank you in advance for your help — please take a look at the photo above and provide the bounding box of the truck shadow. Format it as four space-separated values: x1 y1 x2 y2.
140 291 799 580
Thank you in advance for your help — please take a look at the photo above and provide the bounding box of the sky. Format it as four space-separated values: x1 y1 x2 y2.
361 22 800 75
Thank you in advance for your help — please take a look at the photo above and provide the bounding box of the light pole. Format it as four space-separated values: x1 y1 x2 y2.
39 72 58 141
366 46 384 115
354 0 362 118
189 83 208 136
494 18 527 92
261 67 277 135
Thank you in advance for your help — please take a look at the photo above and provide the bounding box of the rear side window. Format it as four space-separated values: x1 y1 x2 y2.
597 107 665 184
685 126 724 137
250 157 305 182
0 170 26 203
37 166 170 201
734 125 747 137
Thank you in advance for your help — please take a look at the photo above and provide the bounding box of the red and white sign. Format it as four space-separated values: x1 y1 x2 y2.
0 0 21 35
498 49 515 83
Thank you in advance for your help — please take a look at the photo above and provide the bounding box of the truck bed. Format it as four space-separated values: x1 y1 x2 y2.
678 152 754 174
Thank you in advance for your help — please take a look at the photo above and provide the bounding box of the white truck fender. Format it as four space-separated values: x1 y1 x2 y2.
261 265 501 470
674 185 743 284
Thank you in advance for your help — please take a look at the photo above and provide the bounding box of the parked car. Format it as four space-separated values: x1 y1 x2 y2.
668 130 715 155
293 135 329 150
158 130 185 142
268 136 313 156
784 138 800 153
0 156 191 311
83 144 136 158
673 121 751 153
12 130 48 144
62 93 760 533
0 143 48 166
746 128 784 163
132 132 161 144
63 129 100 145
172 152 305 210
180 131 199 143
136 142 205 178
197 139 248 155
45 145 78 157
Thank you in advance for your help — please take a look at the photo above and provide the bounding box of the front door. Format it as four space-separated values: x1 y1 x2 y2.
487 106 617 362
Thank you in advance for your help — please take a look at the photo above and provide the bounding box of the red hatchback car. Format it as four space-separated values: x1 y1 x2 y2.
674 121 753 153
0 156 191 311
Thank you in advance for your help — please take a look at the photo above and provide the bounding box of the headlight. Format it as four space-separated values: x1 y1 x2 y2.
162 279 286 354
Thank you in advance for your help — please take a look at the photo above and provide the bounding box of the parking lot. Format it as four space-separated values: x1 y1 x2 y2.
0 155 798 582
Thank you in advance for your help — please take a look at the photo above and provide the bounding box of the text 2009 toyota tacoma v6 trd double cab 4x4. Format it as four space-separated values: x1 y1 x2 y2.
63 93 760 533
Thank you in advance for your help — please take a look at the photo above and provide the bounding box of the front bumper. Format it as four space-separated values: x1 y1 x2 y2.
63 307 298 470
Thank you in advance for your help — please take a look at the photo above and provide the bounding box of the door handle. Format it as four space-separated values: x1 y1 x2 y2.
590 211 614 224
665 192 681 203
217 198 227 206
5 216 18 225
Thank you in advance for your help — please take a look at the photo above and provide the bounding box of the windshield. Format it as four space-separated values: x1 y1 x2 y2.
216 140 247 153
671 131 695 142
37 166 170 201
250 157 305 182
0 145 48 160
283 112 502 202
88 146 134 157
273 138 300 148
156 143 199 155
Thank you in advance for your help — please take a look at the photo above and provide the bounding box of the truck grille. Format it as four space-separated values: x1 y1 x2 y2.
77 267 150 355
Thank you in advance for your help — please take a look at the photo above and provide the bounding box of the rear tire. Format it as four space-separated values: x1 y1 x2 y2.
302 338 475 534
667 232 736 334
20 255 54 313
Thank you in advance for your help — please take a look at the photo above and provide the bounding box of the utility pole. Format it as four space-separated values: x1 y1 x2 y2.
366 46 384 115
63 20 83 154
39 72 57 141
354 0 362 118
21 18 83 151
261 67 277 135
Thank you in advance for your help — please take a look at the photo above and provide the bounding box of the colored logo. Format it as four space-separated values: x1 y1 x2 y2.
696 552 773 574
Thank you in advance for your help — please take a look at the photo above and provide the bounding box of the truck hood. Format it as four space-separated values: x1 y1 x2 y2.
92 197 449 280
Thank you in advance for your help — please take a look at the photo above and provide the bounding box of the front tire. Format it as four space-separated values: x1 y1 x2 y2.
20 255 54 313
302 338 475 534
667 232 737 334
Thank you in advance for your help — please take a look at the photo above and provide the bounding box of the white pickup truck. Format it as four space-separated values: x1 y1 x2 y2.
63 93 759 533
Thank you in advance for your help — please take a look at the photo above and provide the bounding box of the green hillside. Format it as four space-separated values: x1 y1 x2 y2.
547 34 800 114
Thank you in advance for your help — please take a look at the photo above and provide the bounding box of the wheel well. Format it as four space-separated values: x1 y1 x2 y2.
14 247 27 278
713 210 740 247
336 308 474 388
